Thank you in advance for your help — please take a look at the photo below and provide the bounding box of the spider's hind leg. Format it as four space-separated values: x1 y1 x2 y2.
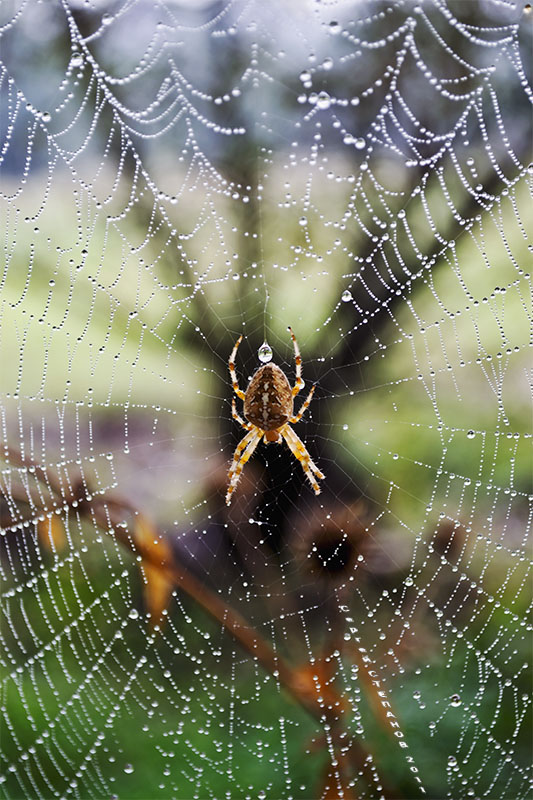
232 398 253 431
290 384 315 424
229 334 245 401
288 326 304 398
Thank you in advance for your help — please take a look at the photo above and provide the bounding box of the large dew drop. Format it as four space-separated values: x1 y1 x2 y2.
258 342 273 363
450 694 462 707
316 91 331 110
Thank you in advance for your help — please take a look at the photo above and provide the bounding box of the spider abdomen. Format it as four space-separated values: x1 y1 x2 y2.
243 364 293 431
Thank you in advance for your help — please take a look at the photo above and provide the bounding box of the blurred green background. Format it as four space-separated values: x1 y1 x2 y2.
1 1 532 798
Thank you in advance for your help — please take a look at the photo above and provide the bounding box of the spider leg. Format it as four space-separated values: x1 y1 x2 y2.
289 384 315 424
229 334 245 401
226 430 259 505
227 428 257 482
284 424 325 480
288 326 304 398
226 429 262 506
232 398 253 431
280 424 325 495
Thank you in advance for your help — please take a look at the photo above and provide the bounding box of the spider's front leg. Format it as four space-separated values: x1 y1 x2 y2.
281 424 325 495
227 428 256 482
226 429 262 505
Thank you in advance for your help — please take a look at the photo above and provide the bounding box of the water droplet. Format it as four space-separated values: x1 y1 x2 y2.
258 342 273 363
342 424 349 431
102 12 113 25
413 690 421 700
70 53 83 68
124 763 134 774
49 279 55 287
341 289 352 302
355 138 366 150
450 694 462 707
299 216 307 226
322 57 333 70
41 112 51 123
128 609 139 620
467 430 475 439
405 576 413 587
329 20 341 34
299 70 311 83
316 91 331 110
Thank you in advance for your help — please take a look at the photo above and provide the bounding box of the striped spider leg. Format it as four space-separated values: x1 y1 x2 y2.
281 423 325 495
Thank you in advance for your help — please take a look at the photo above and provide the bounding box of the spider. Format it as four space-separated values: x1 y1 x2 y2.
226 327 325 506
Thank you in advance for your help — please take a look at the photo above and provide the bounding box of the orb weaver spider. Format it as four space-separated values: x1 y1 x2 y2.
226 327 325 506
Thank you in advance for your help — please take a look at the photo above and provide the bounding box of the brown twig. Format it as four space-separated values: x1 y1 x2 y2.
1 445 403 798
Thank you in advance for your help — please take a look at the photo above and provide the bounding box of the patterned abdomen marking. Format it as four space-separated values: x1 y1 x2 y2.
243 364 293 431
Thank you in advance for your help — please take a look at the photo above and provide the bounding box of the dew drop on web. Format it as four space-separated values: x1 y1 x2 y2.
450 694 462 707
258 342 273 363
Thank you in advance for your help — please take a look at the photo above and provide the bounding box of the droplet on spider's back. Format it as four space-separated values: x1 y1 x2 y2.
258 342 273 363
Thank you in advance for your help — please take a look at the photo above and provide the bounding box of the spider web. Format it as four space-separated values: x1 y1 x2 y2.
0 1 532 798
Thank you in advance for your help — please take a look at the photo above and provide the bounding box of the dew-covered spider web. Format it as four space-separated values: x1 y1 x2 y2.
1 1 532 798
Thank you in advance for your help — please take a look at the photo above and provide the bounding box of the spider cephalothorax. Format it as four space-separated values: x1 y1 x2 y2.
226 327 325 506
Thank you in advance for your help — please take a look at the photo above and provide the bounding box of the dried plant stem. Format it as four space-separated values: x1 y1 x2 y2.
1 445 400 797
